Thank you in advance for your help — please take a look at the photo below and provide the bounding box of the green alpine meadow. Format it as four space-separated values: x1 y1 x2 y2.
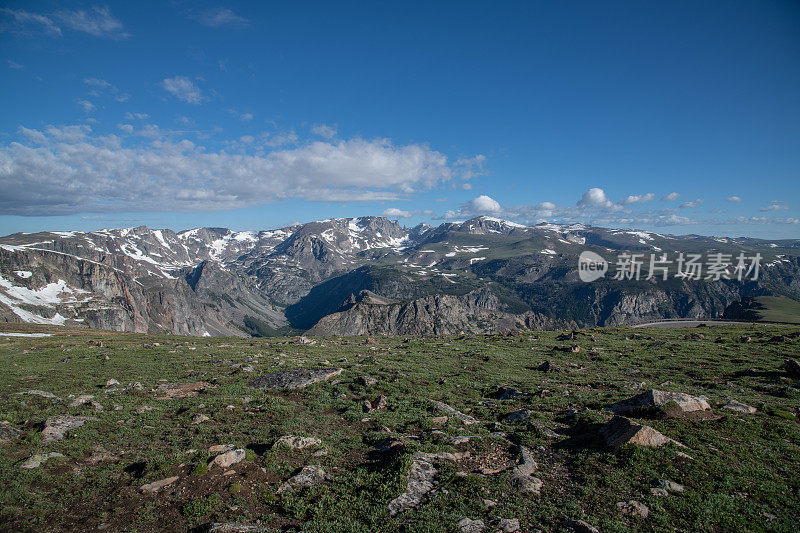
1 323 798 532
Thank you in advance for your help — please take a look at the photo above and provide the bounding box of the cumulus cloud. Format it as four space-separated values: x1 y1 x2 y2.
161 77 203 104
680 199 704 208
577 187 614 208
620 193 655 205
382 208 412 218
0 125 477 215
194 7 249 28
726 196 742 202
311 124 337 139
468 195 502 213
661 192 680 201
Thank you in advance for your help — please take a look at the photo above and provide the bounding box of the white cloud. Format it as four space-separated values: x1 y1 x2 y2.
125 112 149 120
76 99 94 113
0 8 63 36
661 192 680 201
117 123 134 133
382 208 412 218
228 109 253 122
7 60 23 69
18 126 46 143
0 126 471 215
2 6 127 39
577 187 614 208
726 196 742 202
194 7 249 28
454 154 487 182
311 124 337 139
468 195 502 214
680 199 704 208
760 201 789 212
161 76 203 105
55 6 126 38
620 193 655 205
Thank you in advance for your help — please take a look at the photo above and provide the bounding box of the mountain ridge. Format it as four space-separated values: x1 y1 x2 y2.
1 216 798 335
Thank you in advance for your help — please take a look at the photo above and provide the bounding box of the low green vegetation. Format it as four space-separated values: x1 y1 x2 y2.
0 324 798 531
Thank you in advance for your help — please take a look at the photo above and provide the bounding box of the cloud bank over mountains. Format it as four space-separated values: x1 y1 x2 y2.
0 124 483 215
1 122 795 229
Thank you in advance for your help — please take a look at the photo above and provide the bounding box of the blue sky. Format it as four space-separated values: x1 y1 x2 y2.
0 1 798 238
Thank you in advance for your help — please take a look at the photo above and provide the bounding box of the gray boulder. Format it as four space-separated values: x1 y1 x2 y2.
247 368 342 390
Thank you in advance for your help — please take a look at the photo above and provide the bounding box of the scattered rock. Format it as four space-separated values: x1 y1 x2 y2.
273 435 322 450
155 382 211 399
207 523 272 532
0 421 21 443
105 379 120 387
536 360 563 372
650 487 669 496
136 405 152 414
295 336 317 345
191 414 210 424
20 452 64 469
210 449 246 468
277 465 327 493
429 400 479 425
456 517 485 532
374 436 406 453
247 368 343 390
562 519 600 533
504 409 531 422
373 394 388 410
356 375 378 386
17 390 61 402
722 400 756 414
609 389 710 415
783 359 800 378
69 395 104 412
655 479 684 492
601 416 685 450
209 444 235 454
388 452 463 515
509 445 542 494
140 476 179 493
497 518 520 533
494 387 526 400
616 500 649 518
432 416 448 425
41 415 96 443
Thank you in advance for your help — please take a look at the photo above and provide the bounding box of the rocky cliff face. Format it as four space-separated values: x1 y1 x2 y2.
1 216 798 336
308 288 575 336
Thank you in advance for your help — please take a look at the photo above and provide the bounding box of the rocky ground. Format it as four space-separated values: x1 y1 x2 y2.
0 324 798 532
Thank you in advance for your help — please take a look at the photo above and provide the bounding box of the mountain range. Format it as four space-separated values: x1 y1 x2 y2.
1 216 799 336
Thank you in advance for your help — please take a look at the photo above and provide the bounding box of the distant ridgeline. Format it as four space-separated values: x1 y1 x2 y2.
1 216 799 336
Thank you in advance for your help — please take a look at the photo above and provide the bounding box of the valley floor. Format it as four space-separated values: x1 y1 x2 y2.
0 324 799 532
